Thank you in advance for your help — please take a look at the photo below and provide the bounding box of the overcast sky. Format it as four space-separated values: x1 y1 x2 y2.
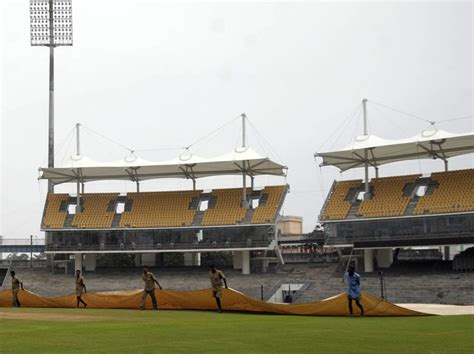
1 1 472 237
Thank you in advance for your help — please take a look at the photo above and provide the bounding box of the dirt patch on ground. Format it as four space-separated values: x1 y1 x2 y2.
0 310 106 321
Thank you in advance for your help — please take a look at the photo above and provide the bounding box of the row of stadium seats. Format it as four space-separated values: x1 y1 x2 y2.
201 189 247 226
320 169 474 221
42 194 69 229
41 185 287 229
413 169 474 215
358 175 420 218
250 185 287 224
72 193 118 228
322 180 362 220
120 191 201 228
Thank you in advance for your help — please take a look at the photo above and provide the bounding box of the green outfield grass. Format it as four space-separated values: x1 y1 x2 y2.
0 308 473 353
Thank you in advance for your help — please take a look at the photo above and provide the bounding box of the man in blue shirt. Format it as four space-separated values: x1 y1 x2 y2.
345 266 364 316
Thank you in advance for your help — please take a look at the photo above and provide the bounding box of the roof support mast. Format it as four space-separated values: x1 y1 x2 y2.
241 113 249 208
76 123 80 158
76 123 81 212
362 99 370 198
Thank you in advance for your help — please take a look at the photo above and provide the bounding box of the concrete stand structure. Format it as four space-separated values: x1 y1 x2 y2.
184 252 201 266
376 248 393 268
233 251 243 270
74 253 83 272
364 249 374 273
141 253 156 267
84 254 96 272
242 250 250 275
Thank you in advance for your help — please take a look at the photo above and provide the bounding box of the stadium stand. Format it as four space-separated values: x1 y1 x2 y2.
201 188 247 226
320 169 474 221
72 193 118 229
251 185 287 224
413 169 474 215
321 180 362 220
120 191 201 228
42 193 69 229
358 175 420 218
41 185 288 229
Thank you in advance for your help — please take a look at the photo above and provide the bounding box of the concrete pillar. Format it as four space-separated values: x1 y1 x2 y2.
183 252 201 266
242 250 250 275
376 249 393 268
83 254 96 272
233 251 242 270
193 252 201 266
262 259 269 273
46 232 54 270
444 246 451 261
184 252 194 266
74 253 83 272
142 253 156 267
156 253 164 267
364 249 374 272
134 254 142 267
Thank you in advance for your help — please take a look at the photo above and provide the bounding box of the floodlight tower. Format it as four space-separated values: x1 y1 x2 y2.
30 0 73 193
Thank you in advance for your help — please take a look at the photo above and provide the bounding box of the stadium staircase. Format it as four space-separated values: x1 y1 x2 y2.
242 208 256 224
191 211 205 226
346 202 361 219
63 214 74 228
403 199 418 216
111 214 122 228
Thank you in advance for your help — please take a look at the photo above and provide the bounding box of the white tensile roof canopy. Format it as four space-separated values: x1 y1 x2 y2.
39 147 287 185
315 129 474 172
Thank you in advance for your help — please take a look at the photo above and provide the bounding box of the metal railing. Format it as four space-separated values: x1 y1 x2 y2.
46 240 271 252
0 238 45 246
0 259 47 269
326 230 473 245
0 237 46 254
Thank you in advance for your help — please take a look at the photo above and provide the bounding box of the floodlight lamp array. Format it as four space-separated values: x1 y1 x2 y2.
30 0 73 46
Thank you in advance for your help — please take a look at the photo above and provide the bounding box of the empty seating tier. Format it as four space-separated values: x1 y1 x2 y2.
72 193 118 229
41 185 288 229
251 185 287 224
120 191 202 228
201 188 247 226
42 194 69 228
321 180 362 220
358 175 420 218
413 169 474 215
320 169 474 221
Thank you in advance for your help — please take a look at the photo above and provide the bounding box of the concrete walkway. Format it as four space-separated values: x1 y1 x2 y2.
397 303 474 315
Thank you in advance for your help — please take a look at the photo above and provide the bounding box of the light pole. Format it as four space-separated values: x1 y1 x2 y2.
30 0 73 193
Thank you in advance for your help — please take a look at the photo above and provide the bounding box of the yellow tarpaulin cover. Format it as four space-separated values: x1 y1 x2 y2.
0 288 428 316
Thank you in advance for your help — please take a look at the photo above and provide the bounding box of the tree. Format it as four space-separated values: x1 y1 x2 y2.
6 253 30 261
